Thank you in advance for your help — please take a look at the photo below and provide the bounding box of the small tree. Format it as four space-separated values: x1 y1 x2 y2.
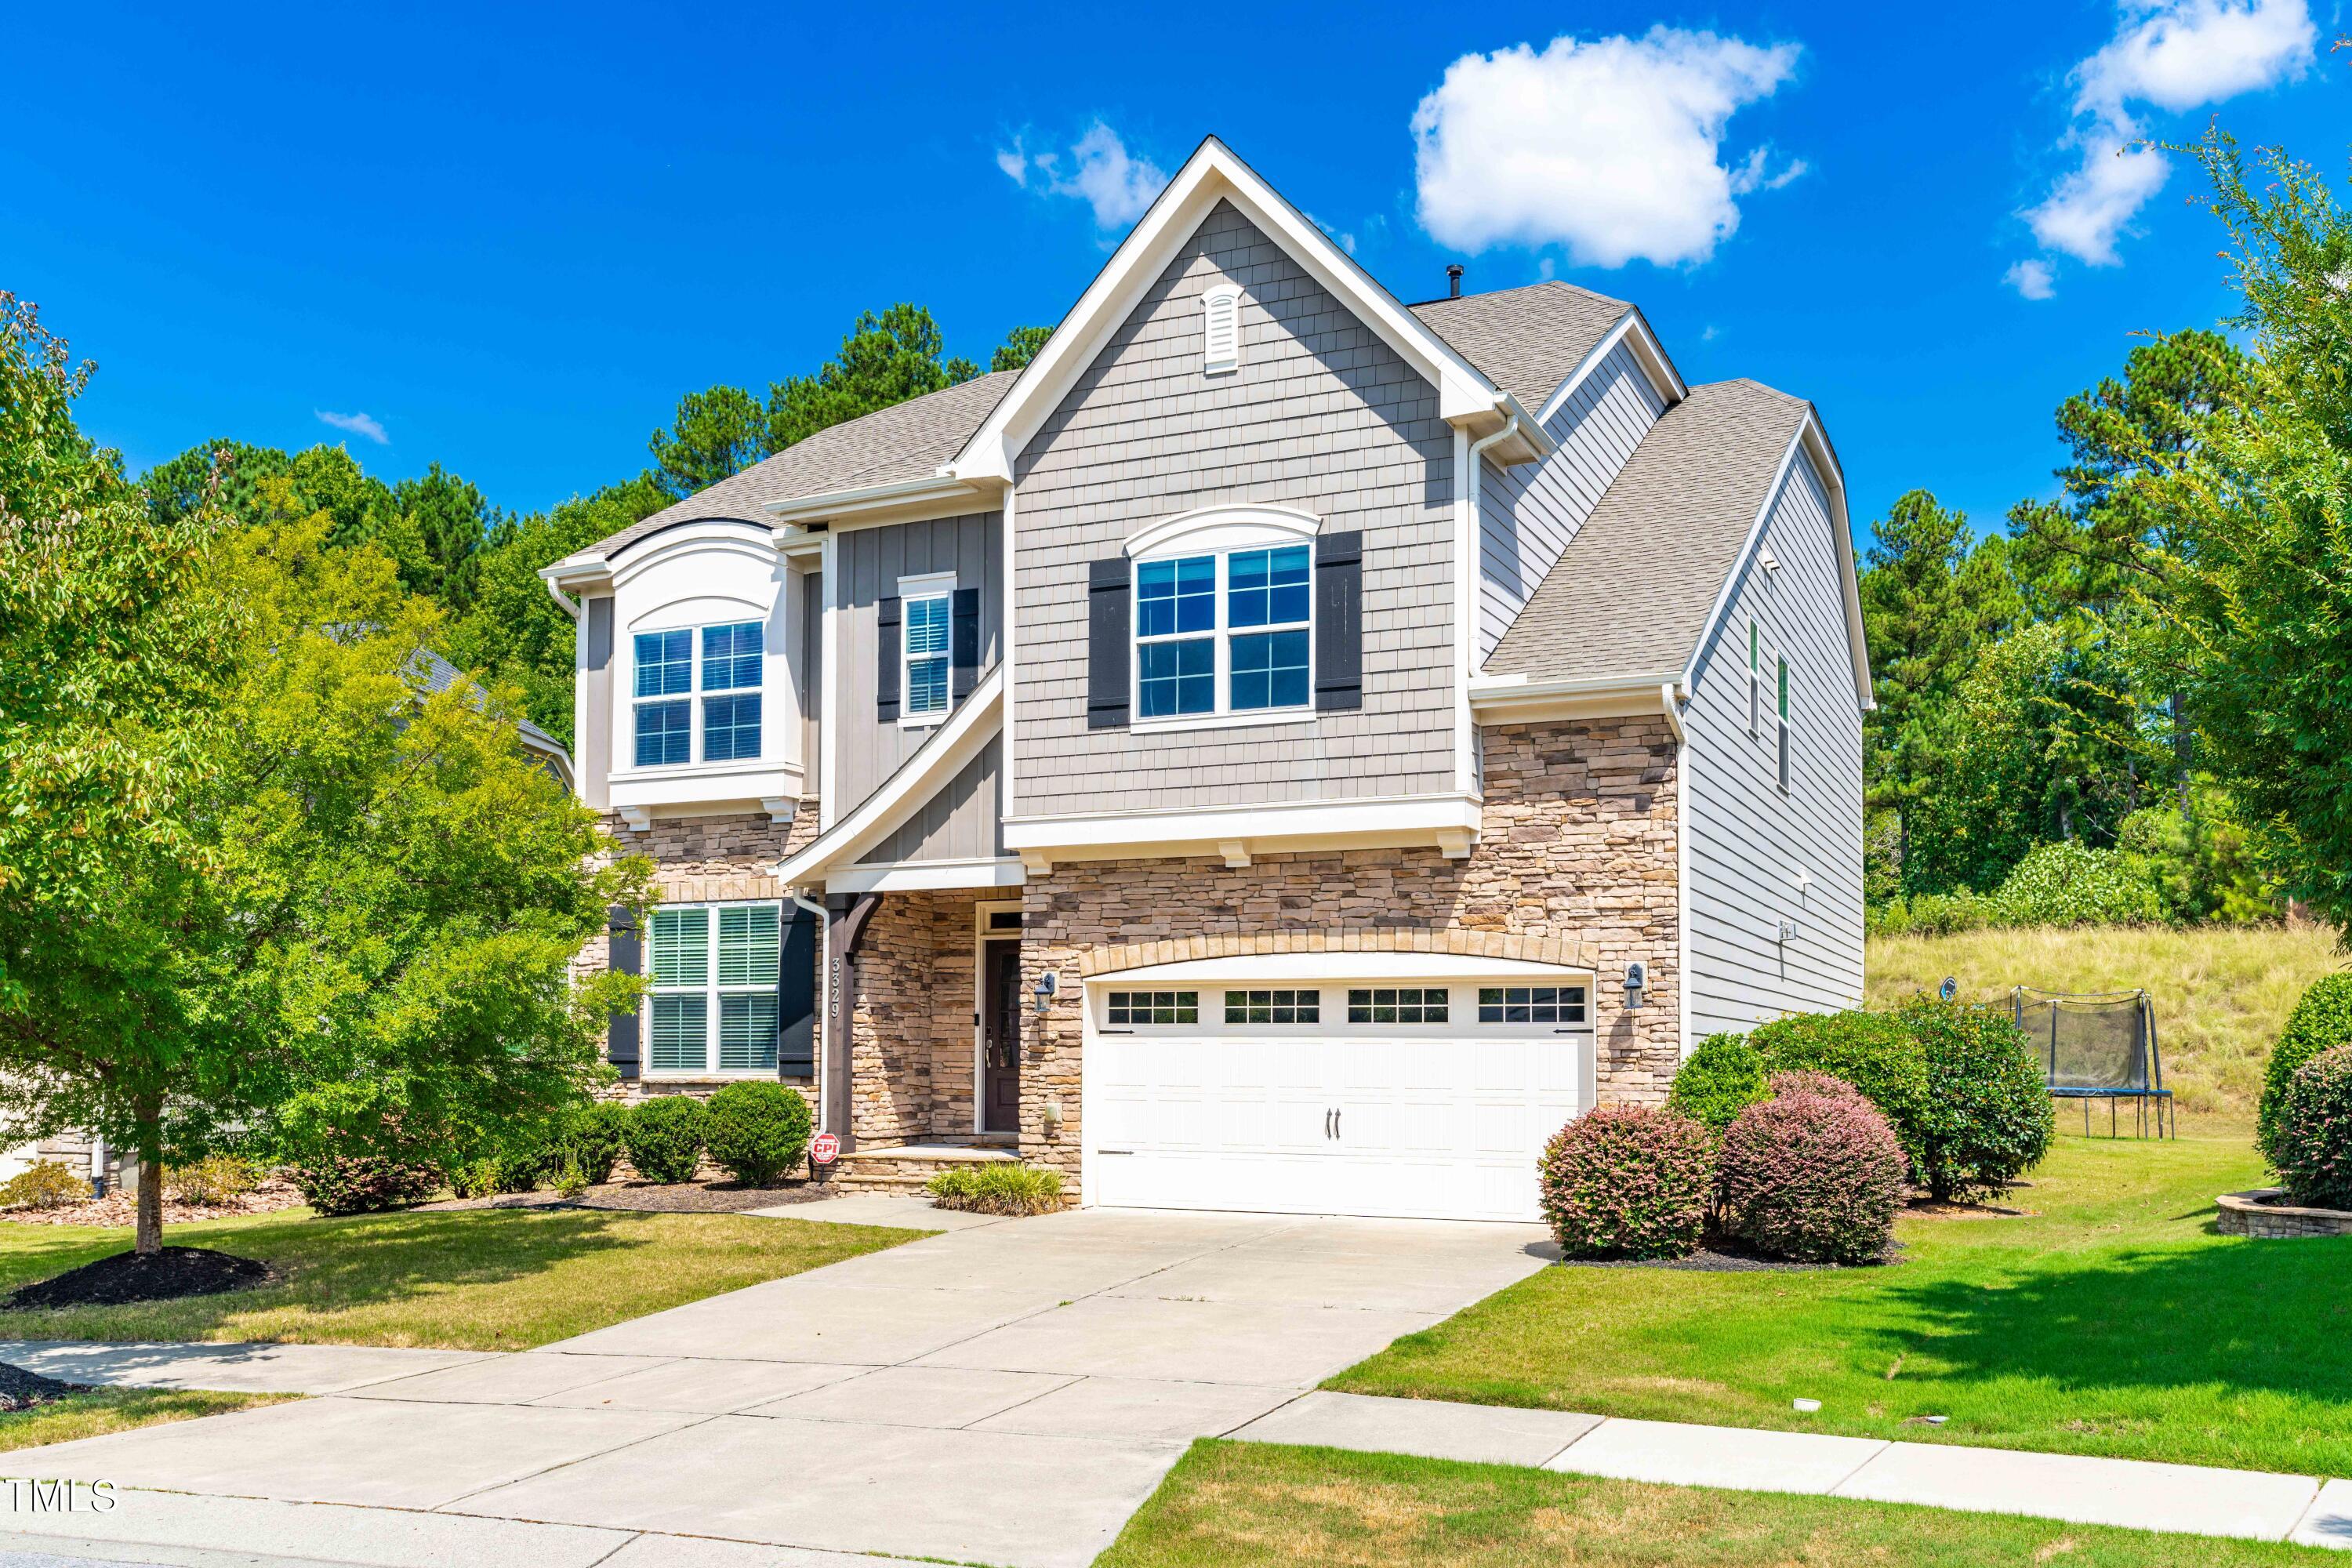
0 492 649 1253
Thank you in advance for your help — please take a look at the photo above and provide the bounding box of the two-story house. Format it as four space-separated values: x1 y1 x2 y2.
541 138 1871 1224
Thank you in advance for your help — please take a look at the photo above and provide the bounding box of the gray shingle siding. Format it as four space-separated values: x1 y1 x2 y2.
1681 447 1866 1038
1010 200 1459 818
832 511 1002 816
1475 338 1665 662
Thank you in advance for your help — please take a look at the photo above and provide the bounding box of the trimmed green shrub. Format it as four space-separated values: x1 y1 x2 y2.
926 1162 1065 1215
286 1155 442 1215
624 1095 709 1184
557 1102 630 1186
1993 840 2166 927
2259 973 2352 1166
1900 997 2056 1203
1665 1034 1770 1132
491 1142 552 1193
1749 1010 1933 1163
1537 1105 1714 1261
165 1155 258 1207
703 1082 813 1186
2272 1044 2352 1210
1718 1086 1907 1264
0 1160 89 1210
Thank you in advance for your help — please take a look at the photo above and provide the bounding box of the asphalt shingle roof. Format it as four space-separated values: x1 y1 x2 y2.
1407 281 1633 413
578 369 1022 560
409 646 565 753
1486 379 1812 687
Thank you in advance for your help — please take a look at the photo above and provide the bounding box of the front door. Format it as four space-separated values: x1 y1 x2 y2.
982 942 1022 1133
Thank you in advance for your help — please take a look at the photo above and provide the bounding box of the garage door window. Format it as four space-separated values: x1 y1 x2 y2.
1223 989 1319 1024
1346 987 1449 1024
1478 985 1587 1024
1109 990 1198 1025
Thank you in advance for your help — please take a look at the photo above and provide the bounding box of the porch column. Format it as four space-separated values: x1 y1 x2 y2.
824 891 880 1150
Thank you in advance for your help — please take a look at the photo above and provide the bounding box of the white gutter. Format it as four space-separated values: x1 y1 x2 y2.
764 474 994 528
1660 681 1685 743
1456 413 1521 794
543 578 582 621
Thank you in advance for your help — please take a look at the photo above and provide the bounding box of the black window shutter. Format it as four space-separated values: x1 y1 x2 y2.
1315 531 1364 712
1087 557 1131 730
875 595 901 722
606 906 641 1081
950 586 981 699
777 903 818 1078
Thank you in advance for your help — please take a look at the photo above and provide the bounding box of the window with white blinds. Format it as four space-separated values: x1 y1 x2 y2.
647 903 780 1074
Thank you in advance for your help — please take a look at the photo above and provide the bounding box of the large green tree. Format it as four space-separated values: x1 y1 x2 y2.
2155 129 2352 932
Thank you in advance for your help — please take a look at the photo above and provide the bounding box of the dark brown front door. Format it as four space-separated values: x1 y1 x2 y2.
982 942 1022 1133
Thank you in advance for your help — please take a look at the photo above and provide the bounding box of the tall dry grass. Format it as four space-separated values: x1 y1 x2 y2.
1865 923 2345 1126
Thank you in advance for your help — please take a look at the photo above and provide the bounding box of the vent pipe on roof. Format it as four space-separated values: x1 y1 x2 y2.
1446 264 1464 299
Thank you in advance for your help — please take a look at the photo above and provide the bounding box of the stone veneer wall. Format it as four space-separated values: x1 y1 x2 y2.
1010 717 1681 1181
570 808 822 1105
840 886 989 1142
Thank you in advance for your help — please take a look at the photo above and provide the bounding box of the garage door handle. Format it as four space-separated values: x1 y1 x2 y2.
1323 1109 1333 1140
1333 1109 1341 1140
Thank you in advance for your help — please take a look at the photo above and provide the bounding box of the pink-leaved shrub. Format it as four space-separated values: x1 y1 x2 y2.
1537 1105 1714 1260
1718 1087 1907 1265
1767 1070 1868 1105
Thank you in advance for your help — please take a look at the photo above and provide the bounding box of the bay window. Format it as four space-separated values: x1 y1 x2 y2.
633 619 763 767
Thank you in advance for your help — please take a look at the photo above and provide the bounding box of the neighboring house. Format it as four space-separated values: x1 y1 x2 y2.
541 138 1871 1223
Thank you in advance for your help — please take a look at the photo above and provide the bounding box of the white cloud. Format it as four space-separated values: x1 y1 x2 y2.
1308 212 1357 255
315 409 388 445
2005 259 2059 299
2020 0 2313 271
996 122 1168 231
1410 27 1803 268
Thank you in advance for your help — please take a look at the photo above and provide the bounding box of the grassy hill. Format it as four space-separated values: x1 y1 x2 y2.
1865 924 2343 1128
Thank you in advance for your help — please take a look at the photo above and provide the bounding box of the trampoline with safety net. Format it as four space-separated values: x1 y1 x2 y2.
2010 986 2173 1138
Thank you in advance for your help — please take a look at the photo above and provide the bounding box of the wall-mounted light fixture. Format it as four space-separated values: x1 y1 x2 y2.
1033 971 1058 1016
1623 961 1646 1011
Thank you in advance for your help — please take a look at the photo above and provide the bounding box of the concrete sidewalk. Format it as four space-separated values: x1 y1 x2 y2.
1231 1390 2352 1551
0 1341 492 1396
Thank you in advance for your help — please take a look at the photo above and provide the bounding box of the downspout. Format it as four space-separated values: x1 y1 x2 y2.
790 890 831 1150
1457 413 1521 797
544 578 583 620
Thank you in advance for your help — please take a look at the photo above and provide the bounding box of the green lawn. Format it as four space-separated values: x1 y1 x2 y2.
0 1389 290 1454
1098 1442 2338 1567
0 1207 923 1349
1332 1136 2352 1476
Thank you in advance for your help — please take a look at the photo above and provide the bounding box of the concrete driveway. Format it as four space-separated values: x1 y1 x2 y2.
0 1200 1552 1568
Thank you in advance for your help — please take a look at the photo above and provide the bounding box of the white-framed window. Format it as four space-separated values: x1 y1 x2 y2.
1134 545 1312 721
646 902 781 1074
1346 987 1450 1024
1201 283 1242 376
1777 656 1792 792
633 620 762 768
898 572 954 726
1107 990 1198 1025
1747 620 1760 737
1477 985 1587 1024
1224 989 1319 1025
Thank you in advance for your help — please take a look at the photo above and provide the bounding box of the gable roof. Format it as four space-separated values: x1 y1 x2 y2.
1486 379 1814 688
569 370 1019 563
1407 281 1633 415
406 648 572 786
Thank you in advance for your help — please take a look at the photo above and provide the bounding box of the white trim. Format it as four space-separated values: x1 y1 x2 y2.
1129 708 1319 738
1088 952 1594 982
818 532 840 829
763 474 992 527
826 855 1025 895
1533 310 1688 427
1459 418 1517 784
947 137 1514 485
641 898 788 1080
1003 791 1483 862
609 757 804 789
1000 482 1018 822
607 526 775 590
1123 503 1319 559
975 898 1023 1138
1130 540 1314 727
779 667 1004 887
1675 729 1693 1062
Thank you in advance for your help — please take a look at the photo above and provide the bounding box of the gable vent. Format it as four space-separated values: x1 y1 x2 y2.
1201 283 1242 376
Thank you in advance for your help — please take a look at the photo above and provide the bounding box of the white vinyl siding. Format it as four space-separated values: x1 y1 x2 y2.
1679 446 1866 1041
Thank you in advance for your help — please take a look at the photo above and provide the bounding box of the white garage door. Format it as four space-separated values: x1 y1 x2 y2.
1083 971 1593 1223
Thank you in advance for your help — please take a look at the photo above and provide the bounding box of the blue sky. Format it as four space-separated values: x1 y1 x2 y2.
6 2 2343 543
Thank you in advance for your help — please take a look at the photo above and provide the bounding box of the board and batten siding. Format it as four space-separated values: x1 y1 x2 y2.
856 737 1004 865
830 510 1001 817
1010 199 1458 818
1680 445 1867 1040
1475 338 1664 662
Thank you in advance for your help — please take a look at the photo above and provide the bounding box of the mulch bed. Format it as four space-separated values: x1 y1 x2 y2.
1 1178 307 1229
1558 1237 1907 1273
3 1247 276 1310
0 1362 91 1413
419 1177 837 1215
